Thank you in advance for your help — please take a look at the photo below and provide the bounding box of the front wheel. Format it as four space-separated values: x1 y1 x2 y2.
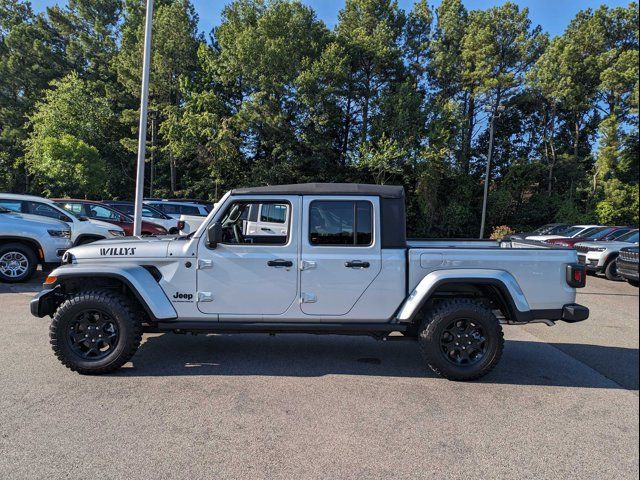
0 243 37 283
418 299 504 381
50 290 142 374
604 259 623 281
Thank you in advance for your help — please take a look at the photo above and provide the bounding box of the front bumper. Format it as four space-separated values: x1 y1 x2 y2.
616 257 639 281
577 253 604 272
30 286 62 318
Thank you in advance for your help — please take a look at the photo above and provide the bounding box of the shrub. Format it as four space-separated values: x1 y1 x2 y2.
489 225 515 240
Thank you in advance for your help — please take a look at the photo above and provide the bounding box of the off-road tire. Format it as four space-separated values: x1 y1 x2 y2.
50 289 142 374
418 299 504 381
0 242 38 283
604 259 623 281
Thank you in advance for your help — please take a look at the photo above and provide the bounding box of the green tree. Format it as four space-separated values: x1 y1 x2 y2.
24 72 114 196
0 0 67 190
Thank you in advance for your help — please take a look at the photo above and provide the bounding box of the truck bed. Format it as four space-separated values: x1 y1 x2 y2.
405 239 578 312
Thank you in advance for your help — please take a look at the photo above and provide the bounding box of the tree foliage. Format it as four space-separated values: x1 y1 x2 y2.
1 0 638 236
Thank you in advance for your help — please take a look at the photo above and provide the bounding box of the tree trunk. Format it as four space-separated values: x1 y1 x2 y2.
462 93 474 175
341 92 352 166
546 104 557 195
361 89 369 146
170 153 176 194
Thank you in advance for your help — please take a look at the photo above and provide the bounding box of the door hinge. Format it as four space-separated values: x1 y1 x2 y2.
198 259 213 269
301 292 317 303
300 260 317 271
197 291 213 302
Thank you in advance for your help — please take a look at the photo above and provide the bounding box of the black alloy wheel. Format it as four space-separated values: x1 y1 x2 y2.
50 289 142 374
418 298 504 381
67 309 119 360
439 318 488 366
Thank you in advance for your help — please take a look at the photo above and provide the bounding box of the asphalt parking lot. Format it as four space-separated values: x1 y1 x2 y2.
0 273 638 479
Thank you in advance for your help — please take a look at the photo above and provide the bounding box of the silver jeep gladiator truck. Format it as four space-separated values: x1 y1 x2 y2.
31 184 589 380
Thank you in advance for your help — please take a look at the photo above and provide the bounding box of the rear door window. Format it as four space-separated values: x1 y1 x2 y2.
28 201 71 221
309 201 372 246
179 205 200 215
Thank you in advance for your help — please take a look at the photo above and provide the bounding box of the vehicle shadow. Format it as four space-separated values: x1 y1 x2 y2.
0 270 47 294
117 333 638 390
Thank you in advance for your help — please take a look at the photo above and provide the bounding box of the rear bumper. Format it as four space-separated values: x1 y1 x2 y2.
561 303 589 323
527 303 589 323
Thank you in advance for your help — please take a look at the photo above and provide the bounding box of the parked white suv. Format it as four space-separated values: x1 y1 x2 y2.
143 200 211 218
144 200 212 235
0 206 72 282
527 225 601 242
576 229 639 280
0 193 124 245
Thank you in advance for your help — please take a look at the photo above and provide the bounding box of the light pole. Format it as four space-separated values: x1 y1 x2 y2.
479 103 505 239
149 109 158 198
133 0 154 236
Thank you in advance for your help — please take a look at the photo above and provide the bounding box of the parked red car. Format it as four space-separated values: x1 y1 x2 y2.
545 226 633 247
53 199 168 236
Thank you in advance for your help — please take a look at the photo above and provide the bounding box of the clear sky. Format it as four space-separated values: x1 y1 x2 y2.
29 0 632 38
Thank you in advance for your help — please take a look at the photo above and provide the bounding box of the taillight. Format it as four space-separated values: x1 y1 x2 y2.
566 263 586 288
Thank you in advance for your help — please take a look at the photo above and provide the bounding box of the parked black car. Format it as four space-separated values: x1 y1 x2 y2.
616 246 639 287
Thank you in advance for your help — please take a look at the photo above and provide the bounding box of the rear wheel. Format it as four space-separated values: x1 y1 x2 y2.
418 299 504 381
50 289 142 374
0 243 37 283
604 259 623 281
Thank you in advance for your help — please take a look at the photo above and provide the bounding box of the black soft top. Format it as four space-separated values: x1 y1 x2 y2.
231 183 404 199
230 183 407 249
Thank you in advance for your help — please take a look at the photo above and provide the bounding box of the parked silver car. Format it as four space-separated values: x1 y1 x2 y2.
0 206 72 282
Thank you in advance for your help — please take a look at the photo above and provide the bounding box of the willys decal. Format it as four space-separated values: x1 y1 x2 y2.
99 247 137 256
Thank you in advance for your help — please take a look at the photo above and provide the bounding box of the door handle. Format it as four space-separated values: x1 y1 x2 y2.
345 260 370 269
261 227 272 232
267 259 293 268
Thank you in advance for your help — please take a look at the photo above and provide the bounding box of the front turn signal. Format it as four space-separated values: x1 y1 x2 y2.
44 275 58 285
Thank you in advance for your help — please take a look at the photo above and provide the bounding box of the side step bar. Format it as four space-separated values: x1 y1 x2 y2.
150 321 410 336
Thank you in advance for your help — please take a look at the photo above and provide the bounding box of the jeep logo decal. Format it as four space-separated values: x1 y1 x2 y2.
99 247 137 256
173 292 194 301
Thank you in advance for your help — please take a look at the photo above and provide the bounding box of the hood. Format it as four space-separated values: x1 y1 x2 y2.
87 218 124 231
576 240 638 249
0 210 69 229
66 236 175 261
526 235 564 241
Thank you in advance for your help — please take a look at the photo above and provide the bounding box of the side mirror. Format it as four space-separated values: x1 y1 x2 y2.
207 222 223 248
78 216 89 222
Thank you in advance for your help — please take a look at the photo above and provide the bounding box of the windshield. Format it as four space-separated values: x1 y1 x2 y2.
577 227 601 238
561 227 582 237
617 230 639 243
531 224 555 234
584 227 611 240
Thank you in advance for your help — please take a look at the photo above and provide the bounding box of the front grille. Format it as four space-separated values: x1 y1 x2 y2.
575 245 591 254
619 249 639 264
